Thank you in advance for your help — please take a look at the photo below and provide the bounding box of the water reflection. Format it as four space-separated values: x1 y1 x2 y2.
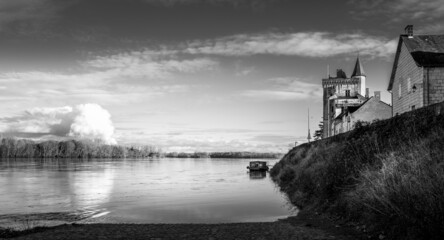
248 171 266 180
0 158 296 225
71 167 115 208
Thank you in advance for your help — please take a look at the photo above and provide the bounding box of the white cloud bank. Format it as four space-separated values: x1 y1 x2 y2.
0 104 117 144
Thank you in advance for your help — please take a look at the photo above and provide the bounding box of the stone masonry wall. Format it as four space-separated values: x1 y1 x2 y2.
426 67 444 105
392 43 424 115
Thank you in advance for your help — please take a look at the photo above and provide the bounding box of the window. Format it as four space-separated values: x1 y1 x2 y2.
407 78 411 93
345 90 350 97
398 82 402 98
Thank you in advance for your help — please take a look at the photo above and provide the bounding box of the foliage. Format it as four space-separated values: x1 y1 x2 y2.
0 138 162 159
313 121 323 141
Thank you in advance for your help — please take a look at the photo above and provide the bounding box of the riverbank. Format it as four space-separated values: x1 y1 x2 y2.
270 103 444 240
1 210 371 240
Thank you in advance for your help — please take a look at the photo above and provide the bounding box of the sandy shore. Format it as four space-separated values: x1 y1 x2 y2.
1 211 372 240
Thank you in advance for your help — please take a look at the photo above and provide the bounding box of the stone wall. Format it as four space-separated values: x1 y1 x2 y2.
392 43 424 115
426 67 444 105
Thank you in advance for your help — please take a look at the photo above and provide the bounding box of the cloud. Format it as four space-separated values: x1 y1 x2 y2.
0 104 117 144
0 0 73 34
417 23 444 35
0 51 217 104
241 77 322 101
84 50 217 79
349 0 444 22
250 134 296 144
0 51 217 84
142 0 280 9
185 32 397 59
120 133 290 153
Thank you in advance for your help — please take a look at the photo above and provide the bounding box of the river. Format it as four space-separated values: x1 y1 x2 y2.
0 158 296 228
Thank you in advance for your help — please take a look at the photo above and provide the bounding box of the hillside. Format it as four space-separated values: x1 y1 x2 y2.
271 102 444 240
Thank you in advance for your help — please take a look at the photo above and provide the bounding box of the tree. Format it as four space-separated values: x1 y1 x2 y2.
314 121 324 141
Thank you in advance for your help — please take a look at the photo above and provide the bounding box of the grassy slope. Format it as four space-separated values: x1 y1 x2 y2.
271 104 444 240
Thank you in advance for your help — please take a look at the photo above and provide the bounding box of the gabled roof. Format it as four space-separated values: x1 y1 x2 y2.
388 35 444 91
351 57 365 77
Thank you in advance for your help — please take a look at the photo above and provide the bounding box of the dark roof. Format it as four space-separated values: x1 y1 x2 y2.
334 106 361 120
336 96 359 99
404 35 444 67
388 35 444 91
351 57 365 77
348 106 362 114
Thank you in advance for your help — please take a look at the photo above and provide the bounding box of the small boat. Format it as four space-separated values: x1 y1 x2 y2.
249 171 266 179
246 161 269 171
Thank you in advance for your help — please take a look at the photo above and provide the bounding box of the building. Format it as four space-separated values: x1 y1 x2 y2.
333 95 392 135
322 57 392 138
387 25 444 115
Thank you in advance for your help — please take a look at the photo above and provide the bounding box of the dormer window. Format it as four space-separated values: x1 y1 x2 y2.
345 90 350 97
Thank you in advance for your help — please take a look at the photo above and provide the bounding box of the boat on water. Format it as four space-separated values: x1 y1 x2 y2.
246 161 269 171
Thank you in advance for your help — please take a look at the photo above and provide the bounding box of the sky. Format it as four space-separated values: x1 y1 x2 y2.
0 0 443 153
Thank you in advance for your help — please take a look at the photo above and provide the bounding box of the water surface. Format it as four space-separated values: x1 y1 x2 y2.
0 158 295 227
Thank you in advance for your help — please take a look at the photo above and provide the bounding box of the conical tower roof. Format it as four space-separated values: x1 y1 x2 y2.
351 57 365 77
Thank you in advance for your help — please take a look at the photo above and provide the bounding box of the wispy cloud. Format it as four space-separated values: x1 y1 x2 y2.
349 0 444 22
87 53 217 79
0 0 73 35
0 51 217 104
2 56 216 84
417 23 444 35
241 77 322 101
142 0 280 9
185 32 397 59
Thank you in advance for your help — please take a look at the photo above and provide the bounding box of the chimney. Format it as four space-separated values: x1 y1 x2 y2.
405 25 413 38
365 88 369 98
374 91 381 101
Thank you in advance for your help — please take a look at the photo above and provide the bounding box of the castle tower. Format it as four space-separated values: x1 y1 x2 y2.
351 57 366 96
321 58 367 138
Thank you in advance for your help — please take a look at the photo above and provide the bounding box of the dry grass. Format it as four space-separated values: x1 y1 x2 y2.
349 141 444 239
271 103 444 239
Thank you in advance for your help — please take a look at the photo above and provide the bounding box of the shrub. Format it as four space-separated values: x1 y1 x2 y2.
279 166 296 186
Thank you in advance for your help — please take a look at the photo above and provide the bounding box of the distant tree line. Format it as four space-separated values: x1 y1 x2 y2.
0 137 162 159
0 137 282 159
164 151 282 159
